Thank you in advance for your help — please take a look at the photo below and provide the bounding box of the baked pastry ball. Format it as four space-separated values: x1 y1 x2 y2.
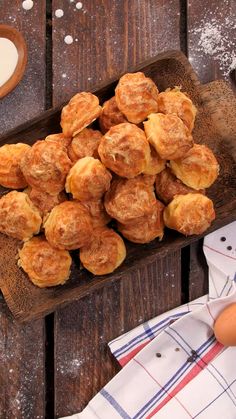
104 175 156 224
155 168 205 204
169 144 219 189
0 143 30 189
67 128 102 163
81 200 111 227
45 133 72 149
18 236 72 287
99 96 127 134
144 113 193 160
98 122 150 178
118 200 164 243
157 88 197 132
115 72 159 123
44 201 93 250
27 187 67 216
80 226 126 275
60 92 102 137
163 193 215 235
0 191 42 241
66 157 111 201
20 140 72 195
143 145 166 175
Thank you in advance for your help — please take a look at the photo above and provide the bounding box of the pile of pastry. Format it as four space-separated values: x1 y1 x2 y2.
0 72 219 288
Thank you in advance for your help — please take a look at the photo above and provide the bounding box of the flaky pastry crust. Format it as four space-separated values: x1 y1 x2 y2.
18 236 72 287
60 92 102 137
104 175 156 224
81 200 111 227
99 96 127 134
169 144 219 189
115 72 159 123
80 226 126 275
20 140 72 195
118 199 164 243
67 128 102 163
163 193 215 235
144 113 193 160
155 167 205 204
27 187 67 216
45 133 72 149
65 157 111 201
44 201 93 250
143 145 166 175
98 122 150 178
0 191 42 241
157 88 197 132
0 143 30 189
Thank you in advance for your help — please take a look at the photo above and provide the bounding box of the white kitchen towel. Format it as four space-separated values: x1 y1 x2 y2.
61 221 236 419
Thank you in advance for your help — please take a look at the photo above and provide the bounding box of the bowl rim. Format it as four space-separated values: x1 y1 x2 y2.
0 24 27 99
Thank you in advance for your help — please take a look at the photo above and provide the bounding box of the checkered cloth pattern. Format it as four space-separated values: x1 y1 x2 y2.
61 222 236 419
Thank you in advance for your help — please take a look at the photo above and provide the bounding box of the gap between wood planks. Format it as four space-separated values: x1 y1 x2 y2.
42 1 190 416
45 2 54 419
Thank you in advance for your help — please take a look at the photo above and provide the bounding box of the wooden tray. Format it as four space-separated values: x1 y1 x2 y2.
0 50 235 322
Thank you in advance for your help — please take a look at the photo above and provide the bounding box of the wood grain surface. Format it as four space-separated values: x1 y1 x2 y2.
187 0 236 300
0 297 45 419
0 0 46 133
52 0 181 105
0 2 46 418
55 252 182 417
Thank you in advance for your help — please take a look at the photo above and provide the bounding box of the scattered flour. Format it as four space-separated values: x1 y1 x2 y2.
190 14 236 77
22 0 34 10
64 35 73 45
55 9 64 18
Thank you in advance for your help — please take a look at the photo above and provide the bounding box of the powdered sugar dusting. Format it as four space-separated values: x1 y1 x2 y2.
190 13 236 77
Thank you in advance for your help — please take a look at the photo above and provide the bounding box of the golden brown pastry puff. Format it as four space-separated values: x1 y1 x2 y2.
67 128 102 163
60 92 102 137
115 72 159 124
98 122 150 178
18 236 72 287
144 113 193 160
118 200 164 243
44 201 93 250
0 143 30 189
157 87 197 132
81 200 111 227
163 193 215 235
66 156 112 201
99 96 127 134
27 187 67 216
0 191 42 241
20 140 72 195
104 175 156 224
45 133 72 149
155 167 205 204
143 145 166 176
169 144 219 189
80 226 126 275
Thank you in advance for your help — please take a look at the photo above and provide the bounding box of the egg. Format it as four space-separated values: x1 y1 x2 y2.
214 303 236 346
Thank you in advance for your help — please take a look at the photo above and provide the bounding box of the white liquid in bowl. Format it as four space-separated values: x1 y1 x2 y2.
0 38 19 87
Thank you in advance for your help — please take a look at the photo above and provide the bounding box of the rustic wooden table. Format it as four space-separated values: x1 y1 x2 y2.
0 1 235 418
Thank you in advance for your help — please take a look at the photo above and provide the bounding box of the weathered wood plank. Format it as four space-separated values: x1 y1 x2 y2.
0 297 45 419
0 2 46 417
187 0 236 299
0 0 46 134
54 252 182 417
52 0 181 105
187 0 236 84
